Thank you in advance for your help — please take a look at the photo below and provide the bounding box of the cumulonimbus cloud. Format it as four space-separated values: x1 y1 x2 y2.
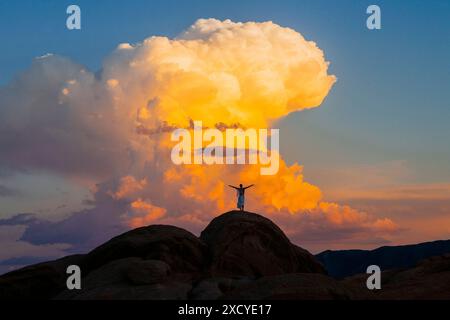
0 19 397 266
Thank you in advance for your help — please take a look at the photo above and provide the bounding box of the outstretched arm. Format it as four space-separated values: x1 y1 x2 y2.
228 185 238 190
244 184 255 189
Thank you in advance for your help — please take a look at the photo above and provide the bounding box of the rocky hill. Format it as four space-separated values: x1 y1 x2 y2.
316 239 450 278
0 211 449 300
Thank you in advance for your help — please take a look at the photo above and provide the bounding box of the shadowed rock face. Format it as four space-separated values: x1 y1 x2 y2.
0 211 449 300
84 225 209 274
316 239 450 278
200 211 326 277
342 254 450 300
0 254 85 300
220 273 363 300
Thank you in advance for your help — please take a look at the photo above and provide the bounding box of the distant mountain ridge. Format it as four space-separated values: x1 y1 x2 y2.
316 239 450 278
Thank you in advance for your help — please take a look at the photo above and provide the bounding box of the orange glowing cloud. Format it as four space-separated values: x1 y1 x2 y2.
127 199 167 228
112 175 148 200
98 18 336 131
95 19 395 237
0 18 398 246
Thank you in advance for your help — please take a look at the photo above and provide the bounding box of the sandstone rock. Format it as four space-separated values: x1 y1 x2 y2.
84 225 208 274
4 211 446 300
125 259 171 285
189 277 253 300
221 273 359 300
293 245 327 274
200 211 325 277
54 257 140 299
189 279 223 300
57 282 192 300
55 257 176 299
0 254 85 299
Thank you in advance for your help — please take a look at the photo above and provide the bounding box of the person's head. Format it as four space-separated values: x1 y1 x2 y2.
239 184 243 188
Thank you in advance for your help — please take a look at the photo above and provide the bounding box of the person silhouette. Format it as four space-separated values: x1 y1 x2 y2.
228 184 254 211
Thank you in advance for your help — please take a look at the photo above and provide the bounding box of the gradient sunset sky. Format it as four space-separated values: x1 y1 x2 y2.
0 0 449 274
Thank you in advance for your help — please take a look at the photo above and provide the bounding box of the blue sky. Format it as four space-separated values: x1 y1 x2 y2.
0 1 449 268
